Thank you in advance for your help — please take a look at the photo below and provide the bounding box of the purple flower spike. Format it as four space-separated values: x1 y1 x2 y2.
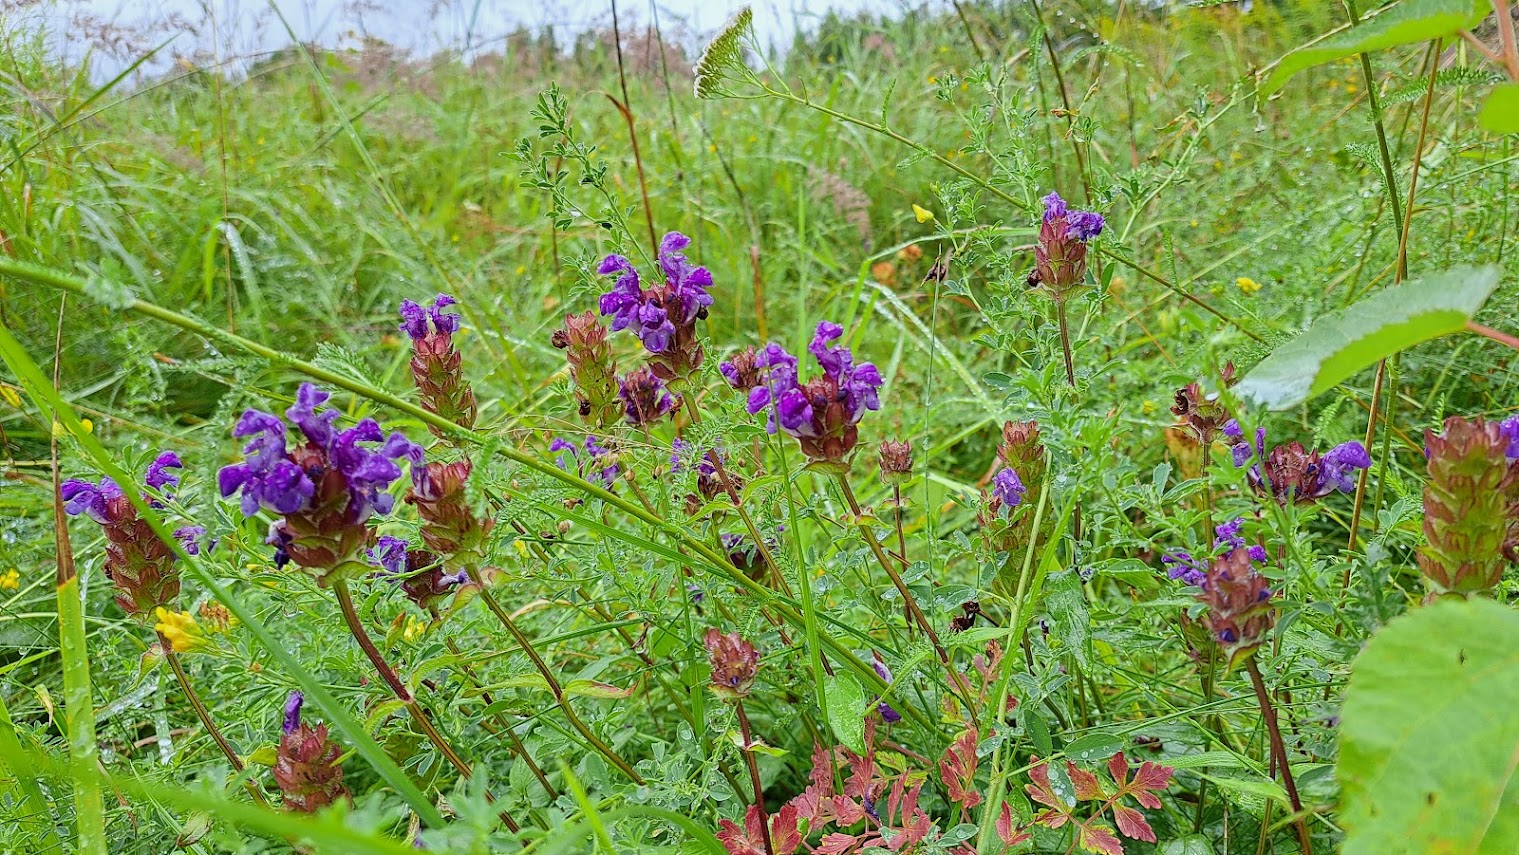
282 690 304 735
370 535 411 575
144 451 184 491
618 367 679 426
596 233 713 377
992 468 1026 511
400 294 460 340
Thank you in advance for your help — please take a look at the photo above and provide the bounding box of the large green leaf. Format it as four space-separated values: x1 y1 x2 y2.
1263 0 1488 96
1480 84 1519 134
1236 265 1501 409
1338 599 1519 854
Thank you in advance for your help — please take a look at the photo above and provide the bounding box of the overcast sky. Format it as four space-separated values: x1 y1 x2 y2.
37 0 915 78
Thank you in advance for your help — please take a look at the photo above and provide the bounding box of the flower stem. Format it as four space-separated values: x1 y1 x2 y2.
331 580 522 832
441 636 559 802
836 475 980 730
159 635 267 806
1245 658 1312 855
463 573 645 783
735 700 775 855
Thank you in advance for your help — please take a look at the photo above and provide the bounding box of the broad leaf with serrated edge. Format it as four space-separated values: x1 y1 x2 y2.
1237 265 1501 410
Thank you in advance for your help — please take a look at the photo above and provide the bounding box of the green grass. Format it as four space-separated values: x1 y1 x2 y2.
1 0 1517 852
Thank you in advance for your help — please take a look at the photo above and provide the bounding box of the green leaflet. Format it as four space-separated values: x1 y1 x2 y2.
1262 0 1488 96
1479 83 1519 134
1236 265 1501 410
1338 599 1519 854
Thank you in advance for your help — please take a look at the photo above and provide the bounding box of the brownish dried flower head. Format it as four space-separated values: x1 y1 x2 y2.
704 628 759 701
878 439 914 486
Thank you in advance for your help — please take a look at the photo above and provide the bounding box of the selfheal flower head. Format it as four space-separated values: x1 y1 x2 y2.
283 690 305 735
370 535 410 576
597 233 712 379
745 323 883 463
1418 415 1518 596
399 294 460 340
1162 551 1206 587
1032 191 1104 295
1501 414 1519 459
1196 548 1276 667
878 439 913 486
719 346 762 392
704 628 759 701
1317 441 1371 494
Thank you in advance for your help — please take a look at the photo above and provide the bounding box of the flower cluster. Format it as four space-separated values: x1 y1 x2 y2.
598 231 713 380
1163 516 1268 587
400 294 477 436
1029 191 1105 296
1170 363 1237 446
740 322 884 463
61 452 186 617
552 310 621 428
218 383 419 583
1195 548 1276 667
552 435 620 489
618 366 680 426
1226 420 1370 504
406 457 492 560
371 535 468 613
704 628 759 701
274 691 349 813
1418 415 1519 597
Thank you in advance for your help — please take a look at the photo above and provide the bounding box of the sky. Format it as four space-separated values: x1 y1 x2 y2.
36 0 915 78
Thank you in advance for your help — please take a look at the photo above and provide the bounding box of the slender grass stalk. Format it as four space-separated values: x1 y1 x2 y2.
1245 658 1313 855
461 571 645 784
609 0 659 256
440 635 559 804
158 636 267 806
0 689 56 848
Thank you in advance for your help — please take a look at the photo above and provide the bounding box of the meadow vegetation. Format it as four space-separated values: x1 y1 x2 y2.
1 0 1518 852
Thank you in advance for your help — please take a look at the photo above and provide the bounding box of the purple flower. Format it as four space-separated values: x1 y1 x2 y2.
1040 191 1104 242
671 437 692 470
551 435 620 488
1162 551 1206 587
1316 441 1371 495
1247 545 1269 563
282 690 304 735
370 535 410 575
1214 517 1245 551
992 468 1026 511
144 451 183 492
871 655 902 723
61 477 122 524
744 324 884 462
399 294 461 340
174 526 211 555
596 233 713 358
1223 419 1243 441
1501 414 1519 459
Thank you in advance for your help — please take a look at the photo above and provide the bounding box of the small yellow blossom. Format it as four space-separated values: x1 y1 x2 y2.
403 615 428 643
1141 400 1157 416
1 386 21 407
0 569 19 591
154 608 206 653
912 204 936 224
1236 276 1262 294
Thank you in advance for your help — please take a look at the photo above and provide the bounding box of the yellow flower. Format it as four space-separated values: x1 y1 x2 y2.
0 385 19 408
403 615 428 643
80 418 93 433
154 608 206 653
912 204 936 224
0 569 19 591
1235 276 1262 295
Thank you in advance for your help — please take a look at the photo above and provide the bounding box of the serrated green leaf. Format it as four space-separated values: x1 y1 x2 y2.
1338 599 1519 854
1263 0 1487 95
825 674 868 755
1480 84 1519 134
1237 265 1501 409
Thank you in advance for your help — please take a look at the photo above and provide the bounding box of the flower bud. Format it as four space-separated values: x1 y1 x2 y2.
556 310 622 428
400 294 477 436
877 439 914 486
1196 549 1275 669
1419 416 1519 597
704 628 759 701
274 691 350 813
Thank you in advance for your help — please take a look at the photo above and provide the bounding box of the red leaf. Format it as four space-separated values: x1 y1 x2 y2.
816 832 862 855
716 816 766 855
1025 759 1062 809
833 795 866 826
770 803 803 855
1112 804 1155 843
939 729 983 809
1078 821 1125 855
997 802 1033 846
1067 760 1105 802
1110 752 1174 810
